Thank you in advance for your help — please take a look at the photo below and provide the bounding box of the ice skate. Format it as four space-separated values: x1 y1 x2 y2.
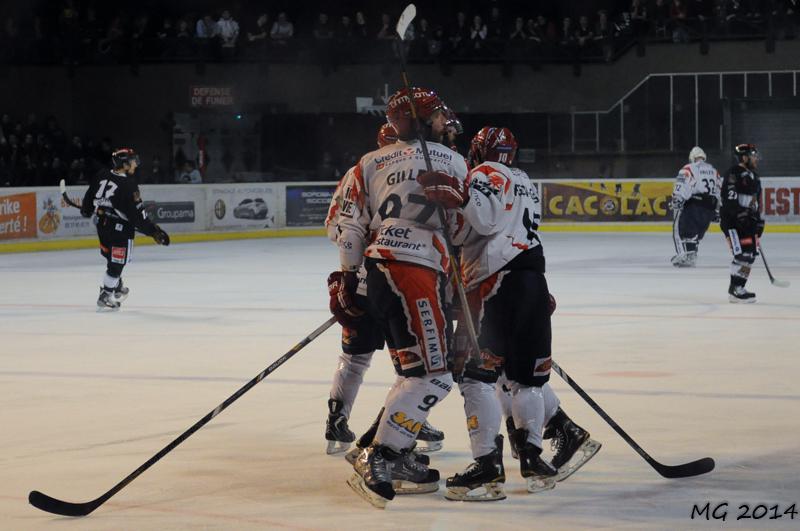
728 285 756 303
445 435 506 501
325 399 355 454
96 288 120 312
416 421 444 452
548 409 602 482
510 429 557 493
671 251 697 267
391 447 440 494
112 279 129 303
346 444 429 466
346 444 396 509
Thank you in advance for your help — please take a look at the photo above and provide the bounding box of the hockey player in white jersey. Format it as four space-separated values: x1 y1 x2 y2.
418 126 600 499
331 87 467 508
671 146 722 267
325 123 445 457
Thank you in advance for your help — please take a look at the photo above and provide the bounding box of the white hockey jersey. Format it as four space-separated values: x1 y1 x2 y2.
673 160 721 204
325 166 355 243
454 161 543 289
337 139 469 273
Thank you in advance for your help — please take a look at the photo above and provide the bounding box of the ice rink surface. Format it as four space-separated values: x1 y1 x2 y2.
1 232 799 530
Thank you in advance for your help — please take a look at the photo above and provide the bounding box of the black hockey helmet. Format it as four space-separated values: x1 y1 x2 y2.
112 148 140 169
734 143 758 162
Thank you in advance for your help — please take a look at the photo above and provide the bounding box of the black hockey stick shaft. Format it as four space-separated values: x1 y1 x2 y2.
758 244 790 286
59 179 82 209
394 5 482 360
29 316 337 517
552 361 715 479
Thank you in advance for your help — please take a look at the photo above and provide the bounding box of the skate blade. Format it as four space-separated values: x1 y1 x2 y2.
444 482 506 502
326 440 352 455
392 480 439 495
344 448 361 465
346 474 390 509
556 439 602 482
415 441 443 453
728 295 757 304
525 476 556 494
96 305 120 312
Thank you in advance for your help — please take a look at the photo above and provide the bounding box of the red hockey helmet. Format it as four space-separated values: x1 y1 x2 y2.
376 123 398 148
386 87 446 139
468 127 518 167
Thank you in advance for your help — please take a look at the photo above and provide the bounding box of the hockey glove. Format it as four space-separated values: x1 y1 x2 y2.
327 271 364 327
417 171 468 209
670 197 684 212
153 225 170 246
548 293 557 316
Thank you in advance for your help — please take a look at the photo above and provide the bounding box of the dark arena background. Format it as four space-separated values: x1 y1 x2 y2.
1 1 798 529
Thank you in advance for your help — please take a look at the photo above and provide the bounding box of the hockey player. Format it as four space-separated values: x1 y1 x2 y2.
418 126 600 500
80 148 170 311
331 87 467 508
720 144 764 303
670 146 722 267
325 123 445 455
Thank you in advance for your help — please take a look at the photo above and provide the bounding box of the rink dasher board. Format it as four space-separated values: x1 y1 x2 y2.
1 178 799 253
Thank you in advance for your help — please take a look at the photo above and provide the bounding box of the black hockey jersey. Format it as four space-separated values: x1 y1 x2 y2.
720 164 761 231
81 169 158 239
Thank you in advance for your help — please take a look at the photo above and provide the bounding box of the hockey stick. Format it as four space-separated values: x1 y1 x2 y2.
59 179 82 209
758 244 790 287
395 4 482 361
29 316 337 517
551 361 715 479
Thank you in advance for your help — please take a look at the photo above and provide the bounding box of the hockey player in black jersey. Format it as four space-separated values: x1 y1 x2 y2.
81 148 170 310
720 144 764 303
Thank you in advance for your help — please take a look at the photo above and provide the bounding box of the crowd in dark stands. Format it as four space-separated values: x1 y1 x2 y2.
0 112 117 187
1 1 798 68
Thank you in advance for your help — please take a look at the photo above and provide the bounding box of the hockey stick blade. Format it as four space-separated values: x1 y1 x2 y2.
59 179 82 210
396 4 416 39
651 457 715 479
28 316 337 517
772 279 791 287
552 361 715 479
29 490 103 517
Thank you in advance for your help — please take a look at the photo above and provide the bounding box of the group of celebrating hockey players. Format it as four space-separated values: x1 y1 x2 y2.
670 143 765 303
323 86 600 508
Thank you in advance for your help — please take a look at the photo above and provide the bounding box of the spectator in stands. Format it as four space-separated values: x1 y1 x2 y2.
510 17 527 40
314 12 335 73
630 0 649 40
595 10 615 61
270 12 294 43
81 8 103 61
652 0 670 37
336 15 356 62
575 15 596 55
783 0 799 38
245 13 269 59
2 17 22 64
486 6 505 56
412 18 431 58
355 12 369 39
58 0 81 65
469 15 488 56
174 18 194 57
450 12 470 57
157 17 176 57
178 160 202 183
377 13 394 39
218 10 240 59
671 0 691 42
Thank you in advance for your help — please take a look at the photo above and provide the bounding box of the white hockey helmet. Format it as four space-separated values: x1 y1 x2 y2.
688 146 706 162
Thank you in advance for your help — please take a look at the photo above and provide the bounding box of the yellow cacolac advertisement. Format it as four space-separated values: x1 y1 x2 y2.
541 180 673 221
